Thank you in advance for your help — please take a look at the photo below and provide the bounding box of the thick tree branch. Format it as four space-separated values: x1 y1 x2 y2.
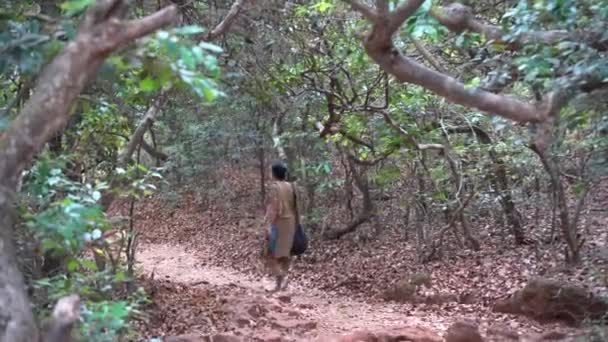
430 3 571 48
381 49 560 123
314 122 375 151
379 111 445 151
116 102 163 167
427 4 607 92
205 0 245 41
141 140 169 161
345 0 566 124
377 0 389 15
411 37 446 74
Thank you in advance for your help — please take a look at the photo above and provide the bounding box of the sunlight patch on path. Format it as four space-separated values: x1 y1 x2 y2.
137 243 264 289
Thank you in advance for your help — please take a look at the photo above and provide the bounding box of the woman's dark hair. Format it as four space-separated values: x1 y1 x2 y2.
271 161 288 181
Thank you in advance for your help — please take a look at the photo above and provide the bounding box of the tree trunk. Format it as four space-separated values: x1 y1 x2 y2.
0 2 177 339
447 125 525 244
458 211 481 251
0 191 38 341
305 182 316 217
531 145 580 263
325 154 373 239
254 110 266 207
342 154 355 220
258 140 266 207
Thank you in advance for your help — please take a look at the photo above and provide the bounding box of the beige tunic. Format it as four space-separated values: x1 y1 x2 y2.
270 181 296 258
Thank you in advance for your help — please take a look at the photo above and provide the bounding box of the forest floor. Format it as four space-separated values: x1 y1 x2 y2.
136 242 451 340
116 170 608 341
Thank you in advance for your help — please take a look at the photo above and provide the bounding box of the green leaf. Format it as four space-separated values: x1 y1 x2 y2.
420 0 433 13
60 0 95 16
173 25 205 35
192 46 204 62
92 229 102 240
572 181 586 196
178 46 196 69
198 42 223 53
91 191 101 202
432 190 447 201
67 258 79 272
202 83 218 102
139 77 158 92
312 0 334 13
81 259 98 271
116 301 130 315
115 271 126 282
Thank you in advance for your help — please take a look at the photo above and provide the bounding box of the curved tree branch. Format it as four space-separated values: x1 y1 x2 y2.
141 140 169 161
344 0 564 124
411 37 446 74
429 3 604 51
204 0 246 41
100 94 167 210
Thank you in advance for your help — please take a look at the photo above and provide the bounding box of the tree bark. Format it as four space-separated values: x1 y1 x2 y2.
255 111 266 207
429 2 606 51
141 140 168 162
203 0 246 41
42 294 80 342
271 110 296 174
94 98 166 270
530 145 580 263
0 190 38 341
325 154 374 239
0 2 177 340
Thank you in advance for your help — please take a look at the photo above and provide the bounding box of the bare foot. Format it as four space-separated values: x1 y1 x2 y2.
281 276 289 290
266 286 281 294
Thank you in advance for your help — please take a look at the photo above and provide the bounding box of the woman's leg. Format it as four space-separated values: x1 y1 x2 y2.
267 257 283 291
278 257 291 289
268 257 290 291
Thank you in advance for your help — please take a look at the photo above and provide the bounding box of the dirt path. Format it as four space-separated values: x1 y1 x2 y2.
136 243 451 339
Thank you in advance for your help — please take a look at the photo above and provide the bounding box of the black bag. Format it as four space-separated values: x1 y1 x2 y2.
290 183 308 256
291 223 308 256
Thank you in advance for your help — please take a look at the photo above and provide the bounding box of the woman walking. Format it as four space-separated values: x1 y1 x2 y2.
264 161 297 292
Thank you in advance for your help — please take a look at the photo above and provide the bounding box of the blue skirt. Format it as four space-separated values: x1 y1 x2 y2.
268 224 279 256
